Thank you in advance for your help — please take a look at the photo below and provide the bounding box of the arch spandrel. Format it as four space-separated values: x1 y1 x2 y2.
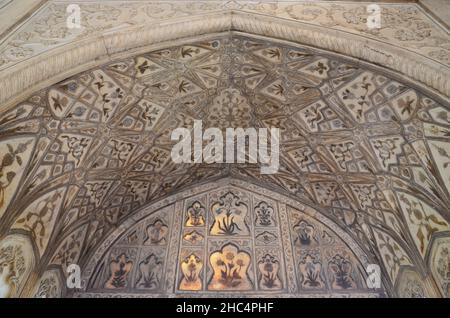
428 235 450 297
76 181 383 297
0 32 449 297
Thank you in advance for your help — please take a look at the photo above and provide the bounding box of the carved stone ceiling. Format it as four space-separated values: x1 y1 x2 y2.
1 0 450 298
1 31 450 297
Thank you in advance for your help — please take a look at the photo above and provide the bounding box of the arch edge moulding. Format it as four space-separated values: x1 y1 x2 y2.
0 10 450 111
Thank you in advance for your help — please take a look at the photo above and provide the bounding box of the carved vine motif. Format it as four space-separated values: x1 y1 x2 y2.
305 104 323 128
350 184 376 211
85 182 112 207
340 75 373 122
93 73 124 120
60 135 90 166
0 245 25 298
398 194 448 254
371 137 401 168
139 100 164 131
51 227 85 271
109 139 135 166
0 1 449 73
179 254 203 291
375 230 411 283
432 143 450 170
293 220 316 246
328 142 355 170
291 147 313 169
34 276 59 298
15 190 63 249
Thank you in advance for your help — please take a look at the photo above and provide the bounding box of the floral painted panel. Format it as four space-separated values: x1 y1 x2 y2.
32 269 63 298
12 187 66 256
0 234 35 298
397 192 449 258
1 1 449 70
79 185 377 297
429 236 450 298
396 269 436 298
0 137 35 219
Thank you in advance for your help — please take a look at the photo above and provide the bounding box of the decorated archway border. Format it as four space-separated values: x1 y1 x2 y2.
1 10 449 112
78 177 385 297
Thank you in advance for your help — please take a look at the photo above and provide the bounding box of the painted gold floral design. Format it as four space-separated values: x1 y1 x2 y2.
180 254 203 291
208 244 252 290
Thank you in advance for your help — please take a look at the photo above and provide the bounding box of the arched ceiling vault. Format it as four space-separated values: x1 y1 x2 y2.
78 178 387 297
1 31 450 297
0 0 449 298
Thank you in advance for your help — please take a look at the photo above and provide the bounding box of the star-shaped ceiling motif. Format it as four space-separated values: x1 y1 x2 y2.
0 34 449 296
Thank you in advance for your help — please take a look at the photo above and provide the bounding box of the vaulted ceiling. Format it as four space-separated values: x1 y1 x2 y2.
0 0 450 298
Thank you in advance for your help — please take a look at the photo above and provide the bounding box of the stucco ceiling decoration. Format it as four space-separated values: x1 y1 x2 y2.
0 1 449 109
0 32 450 297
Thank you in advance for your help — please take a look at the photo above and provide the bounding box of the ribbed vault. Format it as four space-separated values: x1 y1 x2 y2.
0 32 449 298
